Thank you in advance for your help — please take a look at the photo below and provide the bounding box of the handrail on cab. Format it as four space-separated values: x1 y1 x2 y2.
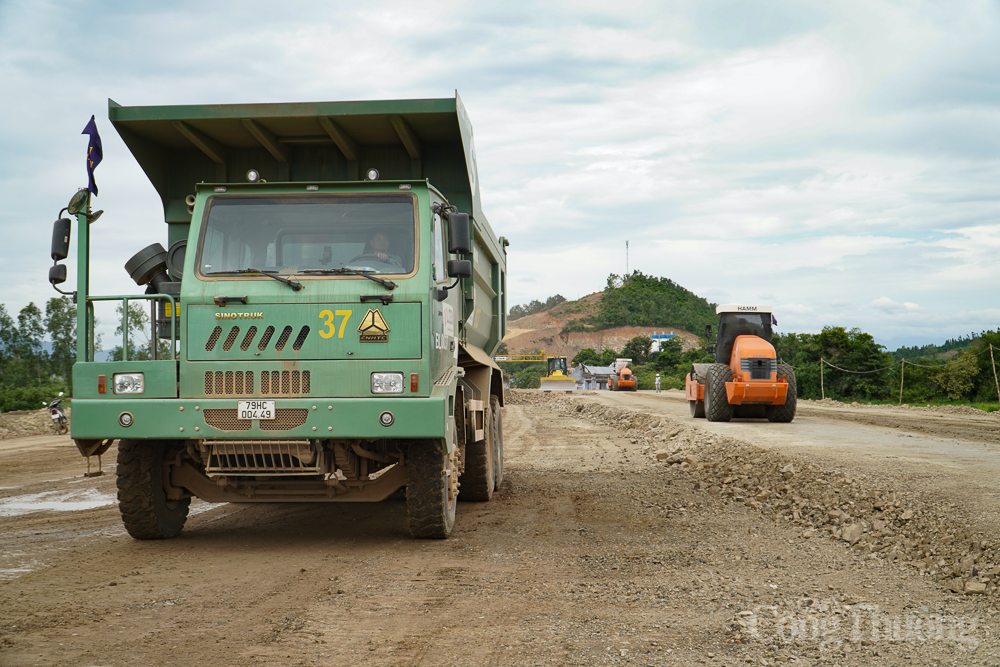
85 294 178 362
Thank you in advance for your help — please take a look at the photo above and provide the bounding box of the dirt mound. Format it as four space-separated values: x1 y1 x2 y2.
0 408 69 439
520 390 1000 599
502 292 699 358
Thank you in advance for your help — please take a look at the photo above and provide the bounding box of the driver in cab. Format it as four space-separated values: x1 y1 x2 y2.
367 230 402 267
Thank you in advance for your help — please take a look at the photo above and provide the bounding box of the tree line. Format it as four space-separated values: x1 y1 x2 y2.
891 334 979 361
0 297 77 412
774 327 1000 407
508 294 567 321
0 298 163 412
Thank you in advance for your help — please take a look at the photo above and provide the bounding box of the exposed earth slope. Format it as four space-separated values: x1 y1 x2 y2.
503 292 699 358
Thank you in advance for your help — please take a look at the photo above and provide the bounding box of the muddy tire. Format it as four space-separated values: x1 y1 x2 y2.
704 363 734 422
406 440 458 538
490 395 503 489
689 399 705 419
766 364 797 423
116 439 189 540
459 400 494 501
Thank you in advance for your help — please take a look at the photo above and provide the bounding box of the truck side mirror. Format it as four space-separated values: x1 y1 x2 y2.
445 212 471 255
447 259 472 278
49 264 67 285
705 324 712 341
51 218 71 261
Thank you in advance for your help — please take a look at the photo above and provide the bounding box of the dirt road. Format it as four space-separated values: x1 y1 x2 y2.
3 393 1000 666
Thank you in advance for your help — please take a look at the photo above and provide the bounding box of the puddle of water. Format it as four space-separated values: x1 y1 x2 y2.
0 566 39 581
0 488 117 517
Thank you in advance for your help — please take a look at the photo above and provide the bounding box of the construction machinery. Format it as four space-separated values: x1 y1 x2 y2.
493 350 575 392
48 94 508 540
685 305 796 422
610 358 637 391
539 356 575 392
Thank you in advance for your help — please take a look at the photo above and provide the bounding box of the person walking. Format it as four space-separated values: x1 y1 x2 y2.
655 374 661 393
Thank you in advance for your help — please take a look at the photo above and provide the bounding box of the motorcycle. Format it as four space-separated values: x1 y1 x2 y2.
44 393 68 435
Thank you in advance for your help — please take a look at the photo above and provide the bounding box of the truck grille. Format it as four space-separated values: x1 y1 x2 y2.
740 357 777 380
204 370 310 396
205 325 310 353
203 408 309 432
202 439 322 475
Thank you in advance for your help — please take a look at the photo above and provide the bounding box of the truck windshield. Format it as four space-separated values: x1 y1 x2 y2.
197 195 416 277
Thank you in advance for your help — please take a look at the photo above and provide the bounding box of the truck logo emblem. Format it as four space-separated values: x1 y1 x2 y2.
358 309 389 343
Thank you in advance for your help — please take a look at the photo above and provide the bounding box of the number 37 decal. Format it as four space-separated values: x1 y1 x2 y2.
318 310 352 339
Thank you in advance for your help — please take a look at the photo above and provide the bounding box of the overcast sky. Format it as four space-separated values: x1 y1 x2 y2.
1 0 998 349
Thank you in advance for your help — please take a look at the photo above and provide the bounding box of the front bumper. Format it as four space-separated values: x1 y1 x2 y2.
69 396 447 441
725 381 788 406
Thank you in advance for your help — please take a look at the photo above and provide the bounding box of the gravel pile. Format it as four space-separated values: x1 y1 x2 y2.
507 389 1000 599
0 408 69 439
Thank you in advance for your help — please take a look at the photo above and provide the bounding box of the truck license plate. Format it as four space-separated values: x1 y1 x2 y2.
237 400 275 420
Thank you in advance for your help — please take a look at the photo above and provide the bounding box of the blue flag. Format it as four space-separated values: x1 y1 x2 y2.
772 314 778 326
82 115 103 195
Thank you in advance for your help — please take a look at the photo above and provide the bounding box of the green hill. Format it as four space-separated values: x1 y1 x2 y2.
591 271 717 335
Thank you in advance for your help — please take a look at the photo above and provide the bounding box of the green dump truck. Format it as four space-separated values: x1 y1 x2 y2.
48 94 508 539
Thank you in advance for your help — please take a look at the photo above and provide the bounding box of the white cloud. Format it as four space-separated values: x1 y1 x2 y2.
1 0 999 349
868 297 925 314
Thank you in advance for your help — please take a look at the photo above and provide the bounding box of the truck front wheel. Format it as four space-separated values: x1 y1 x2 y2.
406 439 458 538
116 439 190 540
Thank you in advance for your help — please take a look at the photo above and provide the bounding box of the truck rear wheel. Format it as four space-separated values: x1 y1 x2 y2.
116 439 190 540
406 440 458 538
704 364 734 422
490 395 503 489
459 400 494 501
766 364 797 423
689 400 706 418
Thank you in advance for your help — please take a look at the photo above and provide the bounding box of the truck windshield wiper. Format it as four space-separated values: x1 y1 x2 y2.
299 268 396 291
205 268 303 292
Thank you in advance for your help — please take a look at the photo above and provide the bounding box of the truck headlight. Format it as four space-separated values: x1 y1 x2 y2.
371 372 403 394
113 373 145 394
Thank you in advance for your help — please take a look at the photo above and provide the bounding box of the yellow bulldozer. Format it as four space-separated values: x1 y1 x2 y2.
493 351 575 392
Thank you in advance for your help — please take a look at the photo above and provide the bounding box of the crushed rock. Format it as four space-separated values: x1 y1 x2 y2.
506 389 1000 599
